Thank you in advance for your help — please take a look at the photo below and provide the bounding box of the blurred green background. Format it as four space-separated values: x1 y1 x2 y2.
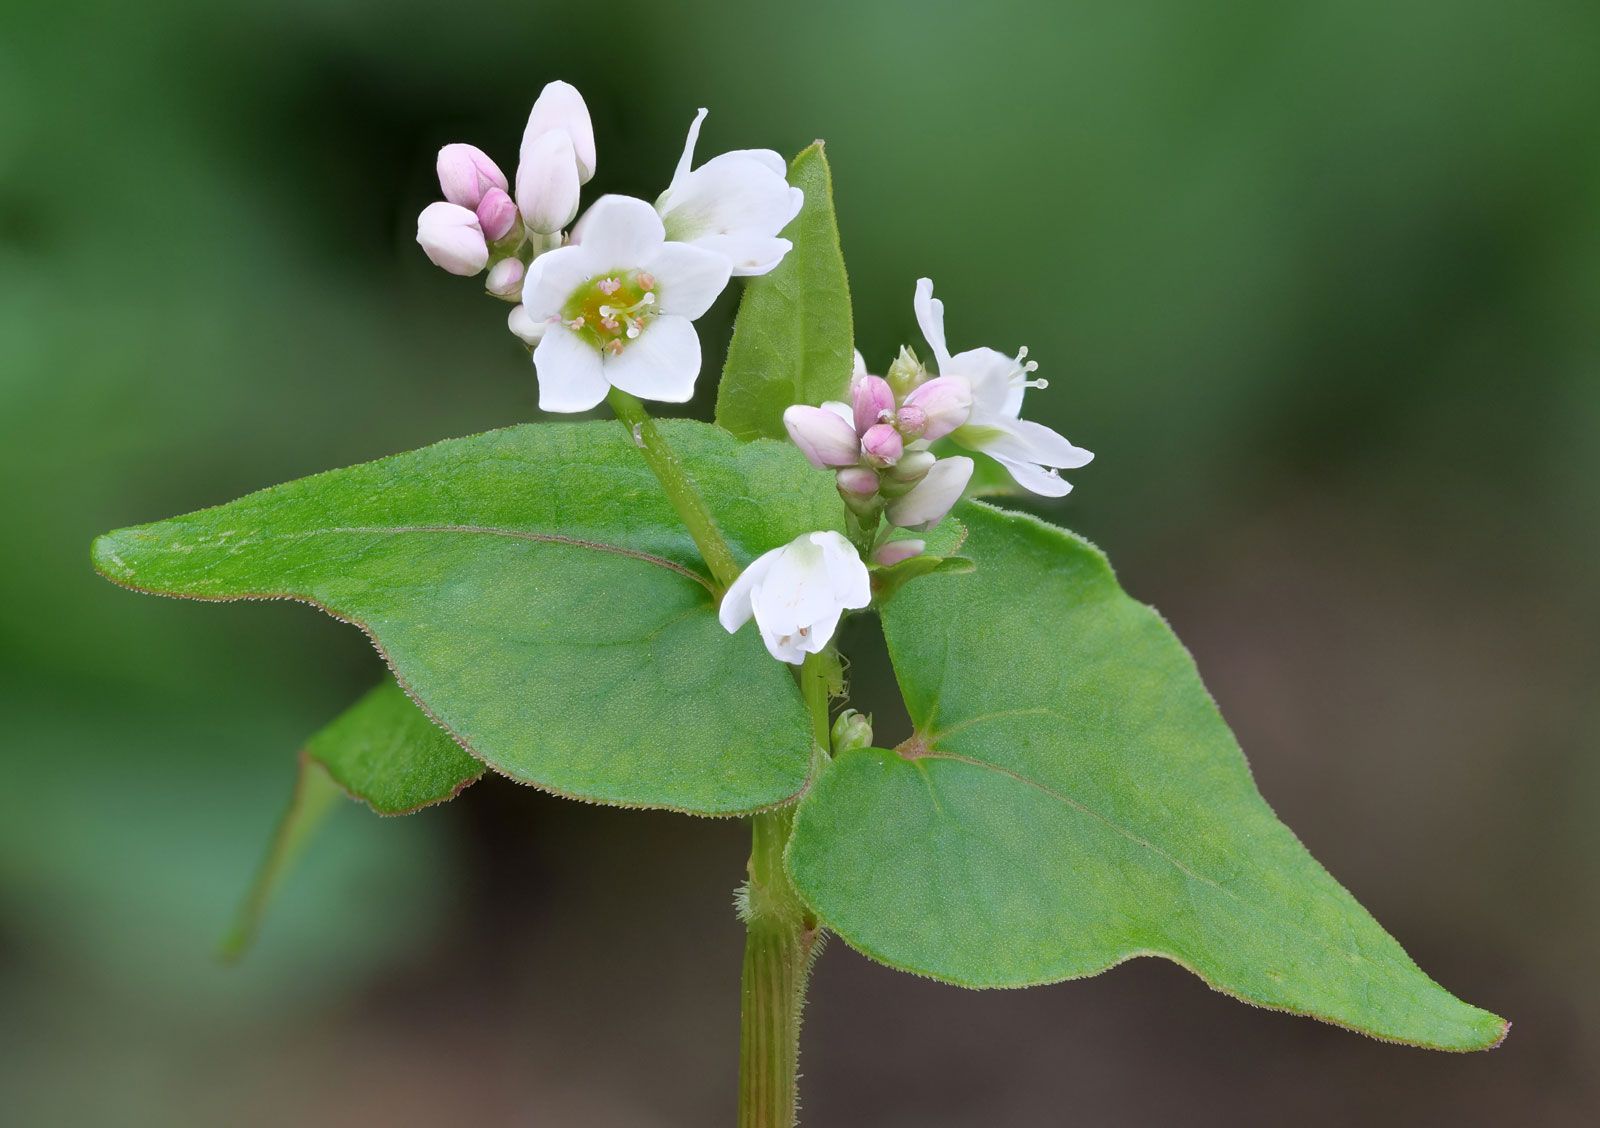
3 0 1597 1123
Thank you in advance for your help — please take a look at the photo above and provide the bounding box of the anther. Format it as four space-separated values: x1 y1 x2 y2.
605 339 625 356
635 271 656 290
597 277 621 296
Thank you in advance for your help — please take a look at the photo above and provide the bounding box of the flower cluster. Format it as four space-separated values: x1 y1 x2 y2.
783 354 976 537
417 82 803 412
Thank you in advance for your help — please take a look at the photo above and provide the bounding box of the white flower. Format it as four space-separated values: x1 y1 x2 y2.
516 81 594 235
416 202 488 276
656 108 804 276
520 195 731 412
718 531 871 664
914 277 1093 497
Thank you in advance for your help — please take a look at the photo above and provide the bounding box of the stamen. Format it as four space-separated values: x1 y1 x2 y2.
597 277 621 296
600 316 621 333
567 316 586 330
605 339 625 356
635 271 656 291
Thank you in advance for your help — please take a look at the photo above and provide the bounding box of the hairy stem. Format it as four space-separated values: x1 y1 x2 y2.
607 387 743 592
738 652 830 1127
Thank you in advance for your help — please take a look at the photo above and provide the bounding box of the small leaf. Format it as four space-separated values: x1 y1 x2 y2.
220 752 344 962
716 143 854 440
308 680 483 815
93 421 840 816
789 502 1507 1051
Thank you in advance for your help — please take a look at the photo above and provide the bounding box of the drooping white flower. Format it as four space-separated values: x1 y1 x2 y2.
520 194 731 412
416 202 488 276
516 81 594 235
656 108 804 277
718 531 871 664
913 277 1093 497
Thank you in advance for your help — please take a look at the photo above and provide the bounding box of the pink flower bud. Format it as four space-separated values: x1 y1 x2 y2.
903 376 973 442
416 202 488 276
475 187 520 242
852 375 896 436
861 423 904 467
836 466 882 517
784 405 861 469
836 466 879 497
886 456 974 530
873 539 925 567
894 404 928 438
436 143 508 209
485 257 525 298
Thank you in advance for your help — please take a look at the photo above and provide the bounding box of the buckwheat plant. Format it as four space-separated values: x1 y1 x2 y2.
92 82 1507 1125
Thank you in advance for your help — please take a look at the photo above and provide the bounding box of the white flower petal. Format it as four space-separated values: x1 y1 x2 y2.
913 277 952 370
602 314 700 403
851 350 868 382
821 400 854 425
523 80 595 183
520 243 598 322
950 346 1027 420
532 325 609 413
989 418 1094 470
719 545 778 633
663 107 709 204
991 454 1074 497
515 129 581 235
660 154 801 244
642 241 732 319
571 194 666 267
811 531 871 610
682 233 794 277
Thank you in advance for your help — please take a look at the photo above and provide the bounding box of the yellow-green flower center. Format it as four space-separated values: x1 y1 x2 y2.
561 270 658 356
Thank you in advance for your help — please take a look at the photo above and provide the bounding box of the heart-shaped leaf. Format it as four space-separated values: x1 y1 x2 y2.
788 502 1507 1051
93 421 837 815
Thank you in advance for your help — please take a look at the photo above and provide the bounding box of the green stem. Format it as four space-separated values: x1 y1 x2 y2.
738 652 830 1128
606 388 742 591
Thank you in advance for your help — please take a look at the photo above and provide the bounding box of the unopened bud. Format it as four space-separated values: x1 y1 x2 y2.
516 128 581 235
507 303 544 346
894 404 928 438
886 345 926 399
836 466 882 517
476 187 521 243
784 405 861 469
485 257 525 299
437 143 508 209
861 423 903 467
872 539 925 567
416 202 488 276
902 376 973 442
886 456 974 530
852 374 896 436
878 450 933 498
830 709 874 753
523 80 596 184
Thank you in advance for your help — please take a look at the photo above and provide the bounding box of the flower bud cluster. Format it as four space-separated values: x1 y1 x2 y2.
416 82 594 302
782 355 975 539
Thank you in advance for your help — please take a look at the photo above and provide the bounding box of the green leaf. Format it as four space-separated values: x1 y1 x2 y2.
220 752 345 962
307 680 482 815
716 143 854 439
789 502 1508 1051
93 421 839 816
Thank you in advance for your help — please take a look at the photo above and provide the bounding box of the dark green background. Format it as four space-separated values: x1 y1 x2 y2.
3 1 1596 1123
